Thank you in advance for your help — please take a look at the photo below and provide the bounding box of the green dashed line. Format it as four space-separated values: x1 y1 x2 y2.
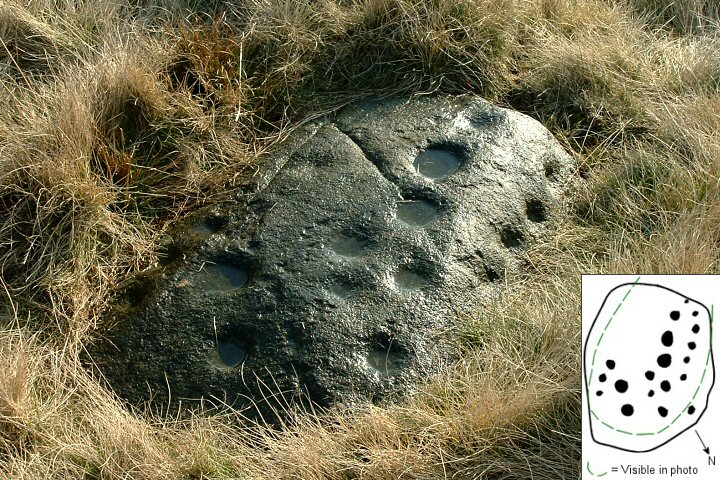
670 412 683 425
623 288 633 301
589 280 639 374
588 348 597 386
602 318 612 332
587 462 608 477
588 277 715 438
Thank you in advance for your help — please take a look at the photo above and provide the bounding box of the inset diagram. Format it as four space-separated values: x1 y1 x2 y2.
585 280 714 452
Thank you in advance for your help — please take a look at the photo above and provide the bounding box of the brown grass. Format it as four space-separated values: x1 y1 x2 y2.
0 0 718 477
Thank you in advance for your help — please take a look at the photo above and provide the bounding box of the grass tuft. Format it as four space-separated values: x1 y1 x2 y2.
0 4 75 79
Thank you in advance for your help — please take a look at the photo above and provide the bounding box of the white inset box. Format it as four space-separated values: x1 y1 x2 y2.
582 275 718 479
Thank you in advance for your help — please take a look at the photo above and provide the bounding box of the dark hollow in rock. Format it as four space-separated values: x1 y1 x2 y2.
413 147 462 180
194 262 250 292
396 198 442 226
87 95 576 421
124 276 155 308
365 331 408 380
367 348 403 376
209 337 248 369
191 215 227 235
500 225 524 249
544 159 562 181
191 223 216 236
393 266 432 291
328 282 353 299
330 236 368 257
526 199 548 223
484 265 501 282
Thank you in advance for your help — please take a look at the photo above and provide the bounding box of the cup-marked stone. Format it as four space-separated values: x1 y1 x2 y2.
88 95 576 420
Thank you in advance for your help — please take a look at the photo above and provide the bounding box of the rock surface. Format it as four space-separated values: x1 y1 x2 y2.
90 95 576 419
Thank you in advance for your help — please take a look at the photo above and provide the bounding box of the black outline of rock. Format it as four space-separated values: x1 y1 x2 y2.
584 281 715 453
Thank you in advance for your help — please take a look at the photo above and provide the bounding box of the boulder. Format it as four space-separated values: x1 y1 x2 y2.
89 95 576 419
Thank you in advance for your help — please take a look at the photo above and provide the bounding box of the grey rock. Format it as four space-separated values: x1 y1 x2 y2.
89 95 576 420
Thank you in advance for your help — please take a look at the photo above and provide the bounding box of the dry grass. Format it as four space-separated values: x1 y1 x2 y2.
0 0 718 478
624 0 720 33
0 276 580 479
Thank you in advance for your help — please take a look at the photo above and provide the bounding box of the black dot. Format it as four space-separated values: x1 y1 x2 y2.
606 359 616 370
661 380 671 392
684 356 690 363
657 354 672 368
688 342 696 350
688 405 696 415
596 390 603 396
685 299 689 303
680 374 687 381
658 406 668 417
614 379 629 393
661 331 674 347
621 404 634 416
648 390 655 397
692 324 700 334
692 311 699 316
670 310 680 320
645 370 655 380
599 373 607 382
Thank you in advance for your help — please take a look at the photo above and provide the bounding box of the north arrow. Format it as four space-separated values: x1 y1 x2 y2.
695 430 710 455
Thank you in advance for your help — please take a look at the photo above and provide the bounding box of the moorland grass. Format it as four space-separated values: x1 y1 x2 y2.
0 0 718 478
